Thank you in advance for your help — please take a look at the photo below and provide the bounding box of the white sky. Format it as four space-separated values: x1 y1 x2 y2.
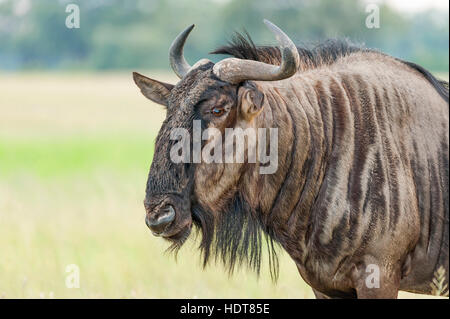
377 0 449 13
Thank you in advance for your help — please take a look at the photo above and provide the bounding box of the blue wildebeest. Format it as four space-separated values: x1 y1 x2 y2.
133 20 449 298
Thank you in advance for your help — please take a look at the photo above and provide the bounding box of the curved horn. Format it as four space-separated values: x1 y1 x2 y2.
213 20 300 84
169 24 194 79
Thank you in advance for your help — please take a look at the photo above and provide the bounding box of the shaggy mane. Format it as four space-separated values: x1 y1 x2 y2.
211 31 449 102
210 31 366 72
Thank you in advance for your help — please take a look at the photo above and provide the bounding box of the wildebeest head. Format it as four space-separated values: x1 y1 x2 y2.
133 20 300 271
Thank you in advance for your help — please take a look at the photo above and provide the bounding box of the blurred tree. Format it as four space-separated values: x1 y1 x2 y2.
0 0 448 72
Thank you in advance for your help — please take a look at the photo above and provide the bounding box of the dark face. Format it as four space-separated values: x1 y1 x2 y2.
132 20 299 276
132 19 299 249
134 63 255 246
133 63 266 247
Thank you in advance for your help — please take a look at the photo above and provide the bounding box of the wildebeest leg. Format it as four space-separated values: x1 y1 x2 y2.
312 288 332 299
353 261 402 299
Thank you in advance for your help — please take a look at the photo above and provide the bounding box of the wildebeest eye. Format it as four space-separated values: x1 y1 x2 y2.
211 107 225 117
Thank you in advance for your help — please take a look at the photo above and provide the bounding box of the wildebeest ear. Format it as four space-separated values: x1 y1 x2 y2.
133 72 174 106
239 86 265 121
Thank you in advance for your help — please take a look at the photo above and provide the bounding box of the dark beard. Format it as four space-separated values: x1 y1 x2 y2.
190 192 280 280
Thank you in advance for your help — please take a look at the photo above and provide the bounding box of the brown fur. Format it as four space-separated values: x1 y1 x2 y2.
134 37 449 298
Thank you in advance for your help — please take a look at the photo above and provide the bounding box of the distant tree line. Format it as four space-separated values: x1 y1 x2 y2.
0 0 448 72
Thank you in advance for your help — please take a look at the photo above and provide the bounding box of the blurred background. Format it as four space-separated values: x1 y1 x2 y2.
0 0 448 298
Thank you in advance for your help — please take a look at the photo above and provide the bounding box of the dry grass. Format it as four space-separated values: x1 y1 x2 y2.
430 266 449 297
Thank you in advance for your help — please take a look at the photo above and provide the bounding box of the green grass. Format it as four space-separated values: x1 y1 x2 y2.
0 161 313 298
0 72 447 299
0 135 154 178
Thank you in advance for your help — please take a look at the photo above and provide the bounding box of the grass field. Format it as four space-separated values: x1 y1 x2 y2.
0 72 448 298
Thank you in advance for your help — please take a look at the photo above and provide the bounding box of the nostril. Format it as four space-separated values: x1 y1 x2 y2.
154 204 175 225
146 204 176 234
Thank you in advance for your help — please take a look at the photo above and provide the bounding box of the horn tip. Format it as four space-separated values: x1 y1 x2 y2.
263 19 282 34
263 19 274 27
